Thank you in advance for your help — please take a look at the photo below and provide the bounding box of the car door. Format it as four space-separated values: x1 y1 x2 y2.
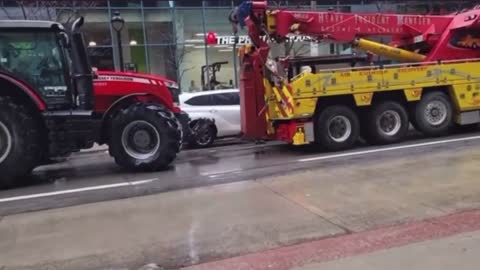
210 92 241 136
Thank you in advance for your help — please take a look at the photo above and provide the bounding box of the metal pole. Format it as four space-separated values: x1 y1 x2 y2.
201 1 209 90
140 0 149 73
232 0 239 88
117 30 124 72
233 37 238 88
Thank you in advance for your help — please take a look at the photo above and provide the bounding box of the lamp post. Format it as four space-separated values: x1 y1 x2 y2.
111 11 125 72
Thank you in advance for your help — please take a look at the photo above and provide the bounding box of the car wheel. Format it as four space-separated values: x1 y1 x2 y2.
190 120 216 148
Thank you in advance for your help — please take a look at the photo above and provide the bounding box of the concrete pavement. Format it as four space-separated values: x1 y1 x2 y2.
2 134 480 269
296 230 480 270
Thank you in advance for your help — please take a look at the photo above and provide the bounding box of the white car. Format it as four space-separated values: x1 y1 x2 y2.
180 89 240 147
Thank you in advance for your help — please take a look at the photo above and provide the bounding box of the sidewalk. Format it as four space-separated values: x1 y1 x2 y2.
298 230 480 270
185 210 480 270
2 143 480 269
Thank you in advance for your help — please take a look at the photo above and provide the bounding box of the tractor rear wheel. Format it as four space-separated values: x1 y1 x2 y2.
0 97 42 188
109 102 181 171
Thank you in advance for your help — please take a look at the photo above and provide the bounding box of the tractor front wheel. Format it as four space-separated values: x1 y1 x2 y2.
109 102 181 171
0 97 42 188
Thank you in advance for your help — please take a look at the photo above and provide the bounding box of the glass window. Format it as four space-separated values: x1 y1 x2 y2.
175 0 203 7
78 9 112 46
203 8 238 89
143 0 174 7
185 93 239 106
204 0 233 7
88 46 114 70
118 10 144 46
205 46 235 89
126 45 147 73
144 10 174 44
0 30 67 98
147 45 178 80
109 0 141 7
185 95 212 106
212 92 239 105
176 9 207 91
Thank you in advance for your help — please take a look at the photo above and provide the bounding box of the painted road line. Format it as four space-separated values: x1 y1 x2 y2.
201 169 243 176
2 135 480 204
298 135 480 162
0 178 158 203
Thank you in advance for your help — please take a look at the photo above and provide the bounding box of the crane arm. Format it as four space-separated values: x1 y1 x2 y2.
232 1 480 61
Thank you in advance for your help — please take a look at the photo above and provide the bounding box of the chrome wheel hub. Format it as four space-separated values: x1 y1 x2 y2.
327 115 352 143
0 121 12 163
378 110 402 136
121 120 160 160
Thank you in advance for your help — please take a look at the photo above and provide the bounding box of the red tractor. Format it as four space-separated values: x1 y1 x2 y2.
0 18 189 188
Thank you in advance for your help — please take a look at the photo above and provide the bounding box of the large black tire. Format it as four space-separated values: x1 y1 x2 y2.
412 91 453 137
315 105 360 151
0 97 42 188
362 101 409 145
109 102 181 171
188 119 216 148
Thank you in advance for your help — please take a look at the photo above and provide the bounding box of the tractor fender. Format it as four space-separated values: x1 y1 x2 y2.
0 73 46 111
99 93 175 143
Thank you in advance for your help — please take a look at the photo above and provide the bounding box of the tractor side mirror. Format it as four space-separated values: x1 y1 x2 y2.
92 67 99 79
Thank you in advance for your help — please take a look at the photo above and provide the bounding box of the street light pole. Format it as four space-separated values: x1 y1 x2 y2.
111 11 125 72
116 31 124 72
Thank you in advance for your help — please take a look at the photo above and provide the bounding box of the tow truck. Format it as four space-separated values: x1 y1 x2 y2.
231 1 480 150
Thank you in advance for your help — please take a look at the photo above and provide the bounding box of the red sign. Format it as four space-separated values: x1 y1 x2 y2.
206 31 217 45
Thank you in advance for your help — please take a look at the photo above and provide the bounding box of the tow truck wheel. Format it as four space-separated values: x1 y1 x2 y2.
363 101 409 145
412 91 453 137
109 102 181 171
0 97 42 188
315 105 360 151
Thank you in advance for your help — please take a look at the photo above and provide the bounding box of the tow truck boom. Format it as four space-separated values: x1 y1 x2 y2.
234 1 480 61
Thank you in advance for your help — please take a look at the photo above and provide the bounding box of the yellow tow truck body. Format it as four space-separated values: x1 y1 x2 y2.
265 59 480 145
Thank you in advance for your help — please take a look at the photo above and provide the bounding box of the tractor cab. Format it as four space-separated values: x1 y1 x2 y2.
0 18 93 111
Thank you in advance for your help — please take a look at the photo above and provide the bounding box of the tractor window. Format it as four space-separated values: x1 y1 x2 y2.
0 30 68 101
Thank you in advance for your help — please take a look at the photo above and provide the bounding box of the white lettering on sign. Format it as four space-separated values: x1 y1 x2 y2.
97 75 152 85
214 35 313 45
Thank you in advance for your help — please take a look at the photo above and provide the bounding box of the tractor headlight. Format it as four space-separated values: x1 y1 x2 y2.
164 81 180 105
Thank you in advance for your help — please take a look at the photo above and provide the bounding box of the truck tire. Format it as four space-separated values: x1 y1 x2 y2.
109 102 181 171
363 101 409 145
0 97 42 188
315 105 360 151
412 91 453 137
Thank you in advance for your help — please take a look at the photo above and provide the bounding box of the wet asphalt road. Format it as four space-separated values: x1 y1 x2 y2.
1 129 480 216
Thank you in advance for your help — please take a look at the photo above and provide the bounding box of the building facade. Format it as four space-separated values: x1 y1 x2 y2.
0 0 476 92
